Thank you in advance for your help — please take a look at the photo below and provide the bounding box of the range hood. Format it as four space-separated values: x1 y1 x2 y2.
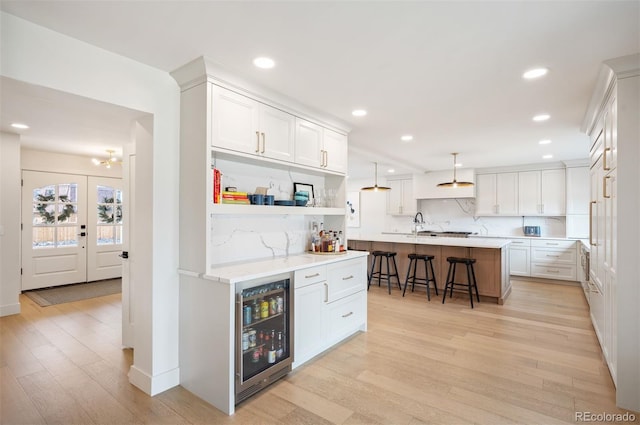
413 169 476 199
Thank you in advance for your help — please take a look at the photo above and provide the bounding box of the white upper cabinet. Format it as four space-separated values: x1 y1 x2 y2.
211 85 295 162
295 118 348 173
518 169 565 216
566 166 590 214
386 178 416 216
475 173 518 216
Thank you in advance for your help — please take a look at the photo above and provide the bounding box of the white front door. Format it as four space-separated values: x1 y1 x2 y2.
87 176 123 282
21 171 88 290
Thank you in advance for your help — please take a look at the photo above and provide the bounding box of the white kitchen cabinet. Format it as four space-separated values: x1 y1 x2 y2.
518 169 565 216
566 166 590 214
386 177 416 216
293 257 367 369
508 239 530 276
294 118 348 173
530 239 577 281
475 172 518 216
211 85 295 163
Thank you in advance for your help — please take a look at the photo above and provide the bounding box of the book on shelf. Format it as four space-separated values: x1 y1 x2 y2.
212 168 222 204
221 199 251 205
222 191 248 197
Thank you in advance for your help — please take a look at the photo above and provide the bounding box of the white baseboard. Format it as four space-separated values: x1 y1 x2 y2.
0 302 21 317
128 364 180 396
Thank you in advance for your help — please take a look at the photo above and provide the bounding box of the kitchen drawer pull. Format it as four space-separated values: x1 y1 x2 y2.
546 269 560 273
324 282 328 303
342 275 354 280
305 273 320 278
341 311 354 318
546 254 560 258
546 242 559 246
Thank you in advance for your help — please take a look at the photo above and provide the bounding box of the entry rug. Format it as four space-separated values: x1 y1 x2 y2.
23 278 122 306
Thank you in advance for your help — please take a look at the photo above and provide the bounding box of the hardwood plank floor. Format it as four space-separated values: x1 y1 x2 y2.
1 279 637 424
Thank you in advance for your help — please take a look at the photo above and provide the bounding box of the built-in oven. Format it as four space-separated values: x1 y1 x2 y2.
235 272 294 404
579 243 590 305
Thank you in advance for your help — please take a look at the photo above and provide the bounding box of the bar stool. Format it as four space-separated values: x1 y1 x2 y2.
368 251 401 294
402 253 438 301
442 257 480 308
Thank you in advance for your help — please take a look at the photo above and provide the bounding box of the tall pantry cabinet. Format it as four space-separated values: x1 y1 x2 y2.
582 54 639 412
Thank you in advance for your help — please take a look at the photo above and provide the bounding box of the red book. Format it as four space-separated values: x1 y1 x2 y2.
212 168 222 204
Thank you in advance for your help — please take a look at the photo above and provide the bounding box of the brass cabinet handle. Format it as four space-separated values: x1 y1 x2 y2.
589 200 596 246
603 147 611 171
603 175 611 199
255 131 260 153
261 132 266 153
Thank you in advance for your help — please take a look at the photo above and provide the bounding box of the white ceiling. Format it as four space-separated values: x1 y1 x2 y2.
1 1 638 178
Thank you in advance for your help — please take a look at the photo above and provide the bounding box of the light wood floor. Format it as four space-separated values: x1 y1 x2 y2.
2 279 637 424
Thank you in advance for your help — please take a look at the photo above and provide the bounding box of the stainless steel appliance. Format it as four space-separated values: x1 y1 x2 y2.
235 273 293 404
579 243 590 305
523 226 541 237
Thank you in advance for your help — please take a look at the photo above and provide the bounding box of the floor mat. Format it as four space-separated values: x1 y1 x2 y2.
23 279 122 306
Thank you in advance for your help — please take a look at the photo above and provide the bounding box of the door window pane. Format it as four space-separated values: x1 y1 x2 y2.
32 185 55 202
58 203 78 224
96 226 114 245
58 183 78 203
114 226 123 244
32 227 55 249
57 227 78 247
98 205 115 224
96 185 123 244
33 204 55 225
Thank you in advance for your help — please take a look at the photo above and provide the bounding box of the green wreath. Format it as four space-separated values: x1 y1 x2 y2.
97 197 122 223
35 194 74 224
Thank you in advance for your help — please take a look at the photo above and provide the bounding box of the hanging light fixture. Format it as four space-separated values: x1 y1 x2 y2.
361 162 391 191
92 150 120 169
437 153 474 188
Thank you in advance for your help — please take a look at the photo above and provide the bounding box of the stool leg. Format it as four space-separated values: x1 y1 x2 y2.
377 256 383 287
471 263 480 302
429 259 439 296
443 262 453 304
466 263 474 309
392 256 401 290
423 259 431 301
368 255 376 290
410 258 417 292
402 258 413 297
386 256 392 294
449 262 457 298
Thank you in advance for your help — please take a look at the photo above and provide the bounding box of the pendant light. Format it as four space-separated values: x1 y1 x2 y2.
361 162 391 191
436 153 474 188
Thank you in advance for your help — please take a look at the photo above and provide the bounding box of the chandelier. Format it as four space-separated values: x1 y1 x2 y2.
92 150 120 168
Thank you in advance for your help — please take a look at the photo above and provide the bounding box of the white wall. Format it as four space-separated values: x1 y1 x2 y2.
21 149 123 178
0 132 21 316
1 12 180 396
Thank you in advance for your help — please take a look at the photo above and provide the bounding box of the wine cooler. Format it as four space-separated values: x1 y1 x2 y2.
235 272 294 403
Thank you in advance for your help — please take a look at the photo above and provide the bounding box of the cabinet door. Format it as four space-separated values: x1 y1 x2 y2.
401 180 416 216
475 174 497 215
518 171 542 215
294 118 323 168
566 167 590 214
294 281 325 366
509 246 530 276
541 169 565 215
496 173 518 215
323 128 348 173
603 98 617 171
386 180 404 215
211 86 260 154
259 104 295 163
589 161 602 286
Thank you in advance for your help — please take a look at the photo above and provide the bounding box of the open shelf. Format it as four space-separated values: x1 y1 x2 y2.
210 204 346 216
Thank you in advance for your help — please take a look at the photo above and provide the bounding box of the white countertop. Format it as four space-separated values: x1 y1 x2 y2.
349 233 511 249
204 251 369 284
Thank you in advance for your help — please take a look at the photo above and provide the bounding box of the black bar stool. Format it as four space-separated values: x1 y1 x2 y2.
442 257 480 308
402 253 438 301
368 251 401 294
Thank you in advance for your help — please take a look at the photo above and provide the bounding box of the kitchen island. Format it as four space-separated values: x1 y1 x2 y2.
348 233 512 304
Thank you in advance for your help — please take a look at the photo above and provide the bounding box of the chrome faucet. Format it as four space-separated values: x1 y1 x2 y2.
413 212 424 235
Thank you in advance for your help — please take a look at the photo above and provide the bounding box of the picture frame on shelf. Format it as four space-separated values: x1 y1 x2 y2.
293 182 314 206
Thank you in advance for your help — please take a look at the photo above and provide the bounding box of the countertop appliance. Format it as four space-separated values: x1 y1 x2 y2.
523 226 541 237
417 231 474 238
235 272 293 404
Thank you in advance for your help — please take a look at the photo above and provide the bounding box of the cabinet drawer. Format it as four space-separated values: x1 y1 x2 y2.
531 247 576 264
324 291 365 341
294 266 326 289
530 239 576 249
531 263 577 281
326 259 366 303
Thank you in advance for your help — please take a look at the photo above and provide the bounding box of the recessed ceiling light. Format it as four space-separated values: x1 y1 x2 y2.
352 109 367 117
542 154 553 159
253 57 275 69
388 169 395 173
11 123 29 129
539 139 552 145
533 114 550 122
454 163 463 167
523 68 549 79
401 135 413 142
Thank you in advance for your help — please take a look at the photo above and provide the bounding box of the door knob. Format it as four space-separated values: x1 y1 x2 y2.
119 251 129 259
